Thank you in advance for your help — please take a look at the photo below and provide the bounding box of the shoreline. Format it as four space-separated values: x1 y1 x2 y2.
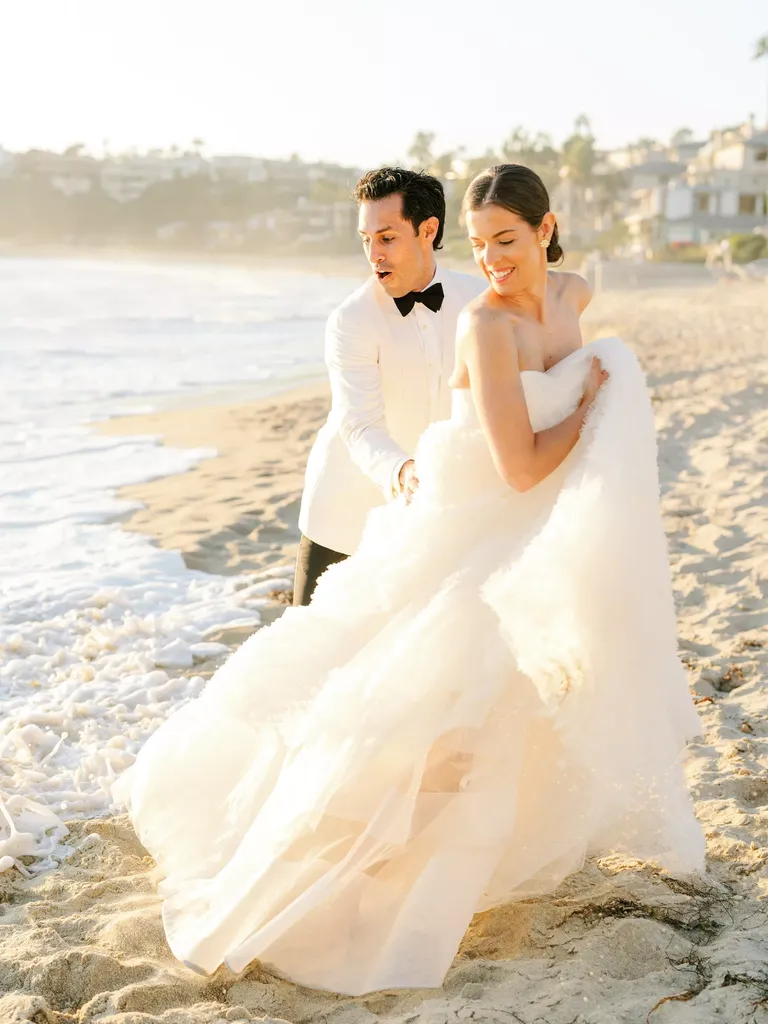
0 241 483 279
100 380 330 578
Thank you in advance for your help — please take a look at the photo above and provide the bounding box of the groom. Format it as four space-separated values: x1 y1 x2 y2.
294 167 484 605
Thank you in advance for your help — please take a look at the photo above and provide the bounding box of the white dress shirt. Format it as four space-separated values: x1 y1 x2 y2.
389 265 445 495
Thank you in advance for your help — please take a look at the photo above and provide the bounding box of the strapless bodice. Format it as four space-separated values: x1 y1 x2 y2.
450 348 593 434
414 348 594 507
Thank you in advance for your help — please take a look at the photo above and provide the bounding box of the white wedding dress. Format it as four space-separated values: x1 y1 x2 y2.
114 336 705 996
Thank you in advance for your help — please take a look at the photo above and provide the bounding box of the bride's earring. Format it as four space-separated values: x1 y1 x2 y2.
540 237 550 249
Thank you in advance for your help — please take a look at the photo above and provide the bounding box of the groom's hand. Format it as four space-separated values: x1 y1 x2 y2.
398 460 419 505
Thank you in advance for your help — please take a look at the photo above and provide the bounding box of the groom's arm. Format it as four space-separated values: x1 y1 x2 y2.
325 306 410 497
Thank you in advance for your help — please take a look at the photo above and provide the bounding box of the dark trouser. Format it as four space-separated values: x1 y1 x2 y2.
293 535 348 607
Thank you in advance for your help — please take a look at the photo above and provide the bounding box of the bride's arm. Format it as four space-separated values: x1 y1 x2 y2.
459 307 606 493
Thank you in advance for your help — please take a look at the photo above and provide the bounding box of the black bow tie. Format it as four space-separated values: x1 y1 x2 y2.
393 282 444 317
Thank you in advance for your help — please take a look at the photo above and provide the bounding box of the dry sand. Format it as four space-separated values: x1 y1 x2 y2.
2 282 768 1024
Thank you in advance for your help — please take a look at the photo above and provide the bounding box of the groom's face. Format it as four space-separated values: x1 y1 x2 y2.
358 195 437 297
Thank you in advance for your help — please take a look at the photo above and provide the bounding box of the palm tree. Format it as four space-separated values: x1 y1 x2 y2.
501 127 559 190
432 151 456 179
671 127 695 148
562 121 596 185
635 137 661 155
574 113 592 137
407 131 436 171
755 35 768 126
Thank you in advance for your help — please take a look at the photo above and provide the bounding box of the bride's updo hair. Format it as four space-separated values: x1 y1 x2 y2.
462 164 564 264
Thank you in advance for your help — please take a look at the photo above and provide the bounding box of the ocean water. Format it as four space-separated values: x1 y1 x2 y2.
0 255 362 870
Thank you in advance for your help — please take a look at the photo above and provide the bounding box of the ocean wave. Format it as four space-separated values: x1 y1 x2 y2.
0 256 353 870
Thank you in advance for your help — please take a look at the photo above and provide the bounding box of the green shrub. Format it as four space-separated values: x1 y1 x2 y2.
729 233 768 264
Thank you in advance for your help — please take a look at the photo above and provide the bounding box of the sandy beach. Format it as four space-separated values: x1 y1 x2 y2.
2 281 768 1023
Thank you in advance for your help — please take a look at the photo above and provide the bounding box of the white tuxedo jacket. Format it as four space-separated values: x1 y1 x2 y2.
298 265 485 555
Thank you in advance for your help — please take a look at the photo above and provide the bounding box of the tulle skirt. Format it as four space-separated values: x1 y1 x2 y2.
114 337 705 995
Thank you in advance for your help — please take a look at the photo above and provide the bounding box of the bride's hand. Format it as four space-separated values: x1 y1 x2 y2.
581 356 609 407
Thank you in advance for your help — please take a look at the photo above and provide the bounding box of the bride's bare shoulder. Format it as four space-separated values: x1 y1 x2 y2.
549 271 592 314
453 296 516 388
458 292 513 338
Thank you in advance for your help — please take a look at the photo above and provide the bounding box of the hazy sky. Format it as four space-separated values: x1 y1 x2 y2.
3 0 767 165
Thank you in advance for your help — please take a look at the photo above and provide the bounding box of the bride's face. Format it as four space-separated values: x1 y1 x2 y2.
466 204 552 296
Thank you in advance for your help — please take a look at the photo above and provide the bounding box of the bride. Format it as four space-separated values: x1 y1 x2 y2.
114 164 705 996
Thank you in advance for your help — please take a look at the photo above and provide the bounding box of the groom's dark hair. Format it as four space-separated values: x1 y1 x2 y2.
353 167 445 250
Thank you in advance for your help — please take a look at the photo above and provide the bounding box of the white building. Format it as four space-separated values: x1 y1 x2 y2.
22 152 99 197
624 121 768 247
100 152 211 203
604 142 668 171
209 155 268 183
